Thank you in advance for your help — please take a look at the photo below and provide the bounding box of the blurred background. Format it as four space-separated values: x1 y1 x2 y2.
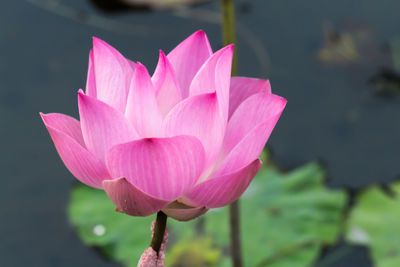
2 0 400 266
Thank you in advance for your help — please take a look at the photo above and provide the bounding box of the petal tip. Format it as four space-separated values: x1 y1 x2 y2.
39 112 48 124
225 44 234 56
158 49 166 58
92 36 105 47
195 29 205 34
135 61 146 70
276 95 288 107
77 89 86 102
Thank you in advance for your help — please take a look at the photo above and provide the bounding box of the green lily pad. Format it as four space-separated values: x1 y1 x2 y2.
68 161 347 266
204 162 348 267
345 182 400 267
68 184 154 265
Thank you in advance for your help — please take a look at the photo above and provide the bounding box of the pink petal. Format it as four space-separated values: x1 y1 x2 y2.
78 90 138 163
92 37 134 112
106 136 206 201
167 30 213 98
162 93 225 175
222 93 287 158
229 77 271 119
184 159 262 208
40 113 111 189
128 59 136 70
85 50 97 98
125 62 163 137
152 50 182 116
162 201 208 221
103 178 169 216
40 112 85 147
216 93 286 176
189 45 233 122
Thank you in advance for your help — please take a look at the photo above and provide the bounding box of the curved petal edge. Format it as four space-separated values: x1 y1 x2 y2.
228 77 271 118
184 159 262 208
40 113 111 189
103 178 169 217
162 201 208 221
78 90 138 162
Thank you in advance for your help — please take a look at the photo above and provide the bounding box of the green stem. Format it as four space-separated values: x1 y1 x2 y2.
221 0 237 75
229 200 243 267
150 211 168 254
221 2 242 266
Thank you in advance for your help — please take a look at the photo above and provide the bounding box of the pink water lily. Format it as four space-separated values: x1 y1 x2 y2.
40 31 286 221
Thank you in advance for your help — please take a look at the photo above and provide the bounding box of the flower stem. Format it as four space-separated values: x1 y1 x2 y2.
221 1 242 267
221 0 237 75
150 211 168 254
229 201 243 267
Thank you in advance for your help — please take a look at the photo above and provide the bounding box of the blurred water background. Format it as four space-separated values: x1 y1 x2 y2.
1 0 400 266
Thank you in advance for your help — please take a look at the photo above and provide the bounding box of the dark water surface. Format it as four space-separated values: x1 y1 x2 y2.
1 0 399 266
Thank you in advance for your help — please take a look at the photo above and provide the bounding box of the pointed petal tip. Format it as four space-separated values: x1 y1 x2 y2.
158 49 166 58
194 29 205 35
217 44 234 54
40 112 53 125
92 36 105 46
158 50 168 65
135 61 147 71
39 112 48 125
133 62 152 81
188 30 207 39
39 112 57 125
92 36 102 48
274 94 288 107
77 89 86 103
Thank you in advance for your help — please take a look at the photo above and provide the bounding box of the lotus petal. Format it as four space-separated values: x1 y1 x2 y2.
162 201 208 221
189 45 233 122
163 93 224 176
78 90 138 162
228 77 271 118
167 30 212 98
152 50 182 116
222 93 287 158
106 136 205 201
125 62 163 137
41 113 111 188
103 178 169 216
85 50 97 98
92 37 134 112
184 159 262 208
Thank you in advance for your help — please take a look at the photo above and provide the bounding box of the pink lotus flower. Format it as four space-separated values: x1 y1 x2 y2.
40 31 286 221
